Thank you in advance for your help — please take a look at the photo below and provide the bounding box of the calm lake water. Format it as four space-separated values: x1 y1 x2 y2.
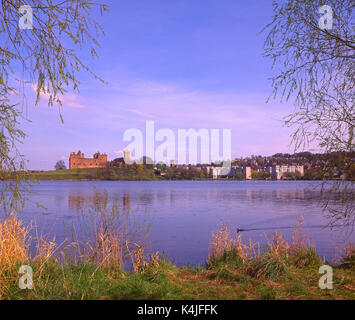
16 180 355 266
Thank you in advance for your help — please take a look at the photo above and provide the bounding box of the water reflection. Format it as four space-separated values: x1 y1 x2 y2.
68 193 132 214
123 193 130 214
68 195 87 212
17 181 355 266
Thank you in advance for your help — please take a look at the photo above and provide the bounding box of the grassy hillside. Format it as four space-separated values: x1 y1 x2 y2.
31 167 161 181
31 168 93 180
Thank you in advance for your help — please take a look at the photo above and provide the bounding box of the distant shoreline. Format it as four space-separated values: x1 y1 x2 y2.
19 168 347 182
3 167 351 182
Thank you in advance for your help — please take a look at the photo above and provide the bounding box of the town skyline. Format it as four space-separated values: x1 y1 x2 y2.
43 149 352 181
16 1 322 171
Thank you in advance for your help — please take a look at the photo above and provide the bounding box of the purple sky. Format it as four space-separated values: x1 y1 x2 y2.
16 1 315 170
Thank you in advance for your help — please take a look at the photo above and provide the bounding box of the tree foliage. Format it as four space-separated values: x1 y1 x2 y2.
264 0 354 229
0 0 107 214
55 159 66 170
264 0 354 152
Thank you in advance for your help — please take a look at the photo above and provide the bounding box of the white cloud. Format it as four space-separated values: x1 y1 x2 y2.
90 78 291 133
31 84 86 109
113 149 123 156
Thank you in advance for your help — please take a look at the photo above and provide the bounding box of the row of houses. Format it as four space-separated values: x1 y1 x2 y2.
212 165 304 180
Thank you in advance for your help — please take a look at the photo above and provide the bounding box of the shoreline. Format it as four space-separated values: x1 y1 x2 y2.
1 216 354 300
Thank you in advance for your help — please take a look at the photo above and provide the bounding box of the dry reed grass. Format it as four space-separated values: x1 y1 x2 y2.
0 212 156 284
209 223 233 259
127 244 160 273
0 215 29 298
0 215 29 267
209 223 260 263
0 212 351 298
209 219 322 278
266 231 290 258
0 213 159 299
338 242 355 268
60 189 154 271
0 215 64 297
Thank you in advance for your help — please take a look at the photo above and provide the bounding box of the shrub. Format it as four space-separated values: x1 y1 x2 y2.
207 249 244 270
292 247 322 268
340 243 355 269
248 251 290 281
208 224 260 269
289 227 322 268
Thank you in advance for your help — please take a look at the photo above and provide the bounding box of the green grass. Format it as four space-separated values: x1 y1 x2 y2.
30 168 162 181
287 283 309 297
1 214 354 300
292 247 323 268
248 252 291 281
258 286 278 300
2 254 354 300
31 169 96 180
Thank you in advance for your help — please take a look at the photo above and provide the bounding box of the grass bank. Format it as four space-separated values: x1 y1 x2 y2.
30 167 161 181
0 216 354 300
